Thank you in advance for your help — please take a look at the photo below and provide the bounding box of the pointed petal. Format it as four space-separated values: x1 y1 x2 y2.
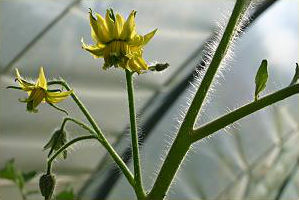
135 57 148 70
15 68 35 91
89 9 100 43
81 38 105 58
115 13 125 38
46 90 73 103
120 10 137 40
105 9 116 39
143 29 157 46
36 67 47 90
95 12 111 43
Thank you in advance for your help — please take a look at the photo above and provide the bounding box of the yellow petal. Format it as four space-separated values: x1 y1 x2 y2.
15 68 35 91
136 57 148 70
46 90 73 103
36 67 47 90
95 12 111 43
81 38 105 58
115 13 125 38
143 29 157 46
89 10 99 43
105 9 116 39
120 10 137 40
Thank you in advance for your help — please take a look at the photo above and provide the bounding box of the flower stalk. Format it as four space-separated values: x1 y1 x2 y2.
125 70 145 199
47 80 135 188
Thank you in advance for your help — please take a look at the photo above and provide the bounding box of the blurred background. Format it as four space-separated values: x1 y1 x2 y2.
0 0 298 199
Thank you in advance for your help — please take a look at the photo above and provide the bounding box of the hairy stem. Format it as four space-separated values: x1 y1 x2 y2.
60 117 96 136
183 0 249 130
192 84 299 142
148 1 250 199
48 80 135 188
125 70 145 199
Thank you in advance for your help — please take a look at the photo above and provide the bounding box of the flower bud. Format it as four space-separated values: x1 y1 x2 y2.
39 173 56 200
149 63 169 72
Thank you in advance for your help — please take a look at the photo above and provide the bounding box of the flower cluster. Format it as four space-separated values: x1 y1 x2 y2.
81 9 157 73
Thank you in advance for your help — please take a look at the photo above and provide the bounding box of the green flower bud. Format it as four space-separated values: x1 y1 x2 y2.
149 63 169 72
39 173 56 200
44 129 67 159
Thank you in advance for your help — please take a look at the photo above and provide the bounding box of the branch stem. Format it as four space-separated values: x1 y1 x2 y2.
192 84 299 142
48 80 135 189
47 135 97 174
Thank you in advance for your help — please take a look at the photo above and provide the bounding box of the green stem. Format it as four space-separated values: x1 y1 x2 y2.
47 80 135 188
148 1 250 199
192 84 299 142
47 135 97 174
60 117 96 136
182 0 249 130
125 70 145 199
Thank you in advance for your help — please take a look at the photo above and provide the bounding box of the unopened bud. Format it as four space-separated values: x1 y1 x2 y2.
39 173 56 200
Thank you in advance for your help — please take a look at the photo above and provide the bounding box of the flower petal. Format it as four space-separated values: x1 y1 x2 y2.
15 68 35 91
105 9 116 39
36 67 47 90
143 29 157 46
95 12 111 43
115 13 125 38
89 9 100 43
81 38 105 58
120 10 137 40
46 90 73 104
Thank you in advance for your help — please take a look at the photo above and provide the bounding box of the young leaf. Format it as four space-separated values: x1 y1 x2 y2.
255 59 268 100
289 63 299 86
22 171 37 183
0 159 17 181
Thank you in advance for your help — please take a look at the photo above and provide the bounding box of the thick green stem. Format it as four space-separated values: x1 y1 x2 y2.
147 133 191 200
192 84 299 142
125 70 145 199
48 80 135 189
47 135 97 174
148 1 250 199
182 0 249 130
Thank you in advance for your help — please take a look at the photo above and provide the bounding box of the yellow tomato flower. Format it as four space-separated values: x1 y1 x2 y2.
15 67 72 113
81 9 157 74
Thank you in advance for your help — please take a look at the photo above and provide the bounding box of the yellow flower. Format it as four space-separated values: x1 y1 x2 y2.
81 9 157 74
14 67 72 113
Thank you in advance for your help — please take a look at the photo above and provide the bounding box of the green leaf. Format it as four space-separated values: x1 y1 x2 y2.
0 159 25 189
289 63 299 86
22 171 37 183
255 59 268 101
0 159 16 181
55 186 75 200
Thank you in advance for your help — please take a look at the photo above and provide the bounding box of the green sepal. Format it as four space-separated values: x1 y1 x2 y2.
289 63 299 86
44 129 67 159
255 59 268 101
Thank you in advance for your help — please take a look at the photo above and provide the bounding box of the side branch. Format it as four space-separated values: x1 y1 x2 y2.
192 84 299 142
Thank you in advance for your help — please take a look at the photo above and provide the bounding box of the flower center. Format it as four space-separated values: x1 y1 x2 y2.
104 40 130 68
